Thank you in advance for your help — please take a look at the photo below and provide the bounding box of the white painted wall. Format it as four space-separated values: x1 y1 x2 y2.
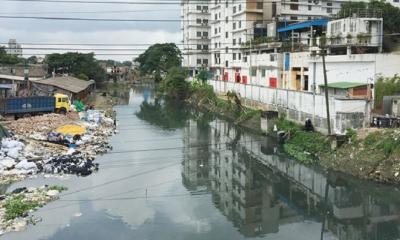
209 80 368 133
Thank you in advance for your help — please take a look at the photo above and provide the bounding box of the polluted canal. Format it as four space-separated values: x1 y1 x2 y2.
3 87 400 240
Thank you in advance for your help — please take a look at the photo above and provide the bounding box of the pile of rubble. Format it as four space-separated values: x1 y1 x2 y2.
0 185 66 234
0 110 115 181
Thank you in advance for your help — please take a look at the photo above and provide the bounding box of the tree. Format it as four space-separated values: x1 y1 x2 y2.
45 52 106 83
160 66 189 98
134 43 181 81
196 70 208 84
374 75 400 108
27 56 38 64
0 47 20 65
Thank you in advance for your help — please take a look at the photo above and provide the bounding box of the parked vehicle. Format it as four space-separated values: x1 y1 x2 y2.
0 93 71 119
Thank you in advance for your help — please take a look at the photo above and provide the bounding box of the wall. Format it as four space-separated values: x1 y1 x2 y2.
209 80 369 133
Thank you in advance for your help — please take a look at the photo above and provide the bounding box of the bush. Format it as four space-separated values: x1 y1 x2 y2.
160 67 189 98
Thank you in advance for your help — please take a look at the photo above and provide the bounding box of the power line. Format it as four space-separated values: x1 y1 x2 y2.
2 0 279 5
0 9 180 15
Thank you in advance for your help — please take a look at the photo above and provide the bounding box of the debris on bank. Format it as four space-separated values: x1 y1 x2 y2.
0 110 115 183
0 185 67 235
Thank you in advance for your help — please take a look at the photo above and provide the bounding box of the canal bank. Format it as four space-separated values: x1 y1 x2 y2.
2 86 400 239
186 82 400 184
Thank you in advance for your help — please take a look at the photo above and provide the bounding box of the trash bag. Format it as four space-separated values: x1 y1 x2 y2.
73 100 86 112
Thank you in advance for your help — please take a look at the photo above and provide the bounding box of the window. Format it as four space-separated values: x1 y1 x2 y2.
239 21 242 28
225 46 228 53
290 16 298 20
327 7 332 13
233 53 236 60
239 4 241 11
225 16 228 23
219 27 221 33
197 31 201 37
58 98 61 102
233 6 236 13
215 28 218 34
238 53 241 60
196 5 201 10
270 54 275 61
197 45 202 50
203 59 208 64
203 31 208 37
251 68 257 76
233 22 236 30
203 6 208 11
239 38 242 44
308 5 312 10
261 69 266 77
215 14 218 20
290 0 298 10
225 0 228 7
256 2 263 9
327 2 332 6
233 39 236 45
196 18 201 24
203 19 208 24
225 60 228 67
215 43 218 48
197 59 202 65
203 45 208 50
225 32 228 38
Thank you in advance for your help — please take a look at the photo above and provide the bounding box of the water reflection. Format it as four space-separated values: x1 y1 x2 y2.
181 116 400 240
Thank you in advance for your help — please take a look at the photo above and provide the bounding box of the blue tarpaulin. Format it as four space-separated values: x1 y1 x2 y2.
277 19 329 33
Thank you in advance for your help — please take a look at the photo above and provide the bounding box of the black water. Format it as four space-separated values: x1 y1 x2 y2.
4 87 400 240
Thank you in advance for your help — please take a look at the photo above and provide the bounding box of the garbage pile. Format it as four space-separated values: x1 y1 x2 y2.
5 113 79 137
0 110 115 181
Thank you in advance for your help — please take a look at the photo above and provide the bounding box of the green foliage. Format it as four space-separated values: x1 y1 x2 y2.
275 116 330 164
235 109 261 124
284 144 315 164
77 73 89 81
4 195 39 220
364 132 379 146
377 137 400 156
374 75 400 108
196 70 208 84
339 1 400 34
346 128 357 143
0 47 20 64
160 67 189 98
134 43 181 80
48 185 68 192
45 52 106 83
189 80 216 100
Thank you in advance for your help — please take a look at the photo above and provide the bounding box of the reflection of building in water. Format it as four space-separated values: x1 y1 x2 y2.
182 116 400 239
182 119 210 192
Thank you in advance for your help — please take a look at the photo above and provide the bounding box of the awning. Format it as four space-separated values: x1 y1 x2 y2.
277 19 329 33
319 82 368 89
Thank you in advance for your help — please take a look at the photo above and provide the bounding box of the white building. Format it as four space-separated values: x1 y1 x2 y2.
6 39 22 57
181 0 211 78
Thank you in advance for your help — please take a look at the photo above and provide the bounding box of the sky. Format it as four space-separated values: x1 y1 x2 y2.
0 0 182 61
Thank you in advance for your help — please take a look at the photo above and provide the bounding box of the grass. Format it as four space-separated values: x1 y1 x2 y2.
48 185 68 192
4 195 39 221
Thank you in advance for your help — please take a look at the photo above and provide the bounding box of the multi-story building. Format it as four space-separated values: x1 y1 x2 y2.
181 0 211 78
6 39 22 57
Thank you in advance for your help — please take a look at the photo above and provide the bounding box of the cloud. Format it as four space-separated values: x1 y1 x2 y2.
0 1 181 60
0 28 181 61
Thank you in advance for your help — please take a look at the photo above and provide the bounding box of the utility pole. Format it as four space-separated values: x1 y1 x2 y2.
321 48 331 135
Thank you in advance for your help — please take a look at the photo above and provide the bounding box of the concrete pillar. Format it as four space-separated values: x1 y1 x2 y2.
347 46 352 55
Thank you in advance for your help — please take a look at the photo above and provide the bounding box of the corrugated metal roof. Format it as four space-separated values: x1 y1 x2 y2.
319 82 368 89
277 19 329 33
31 76 94 93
